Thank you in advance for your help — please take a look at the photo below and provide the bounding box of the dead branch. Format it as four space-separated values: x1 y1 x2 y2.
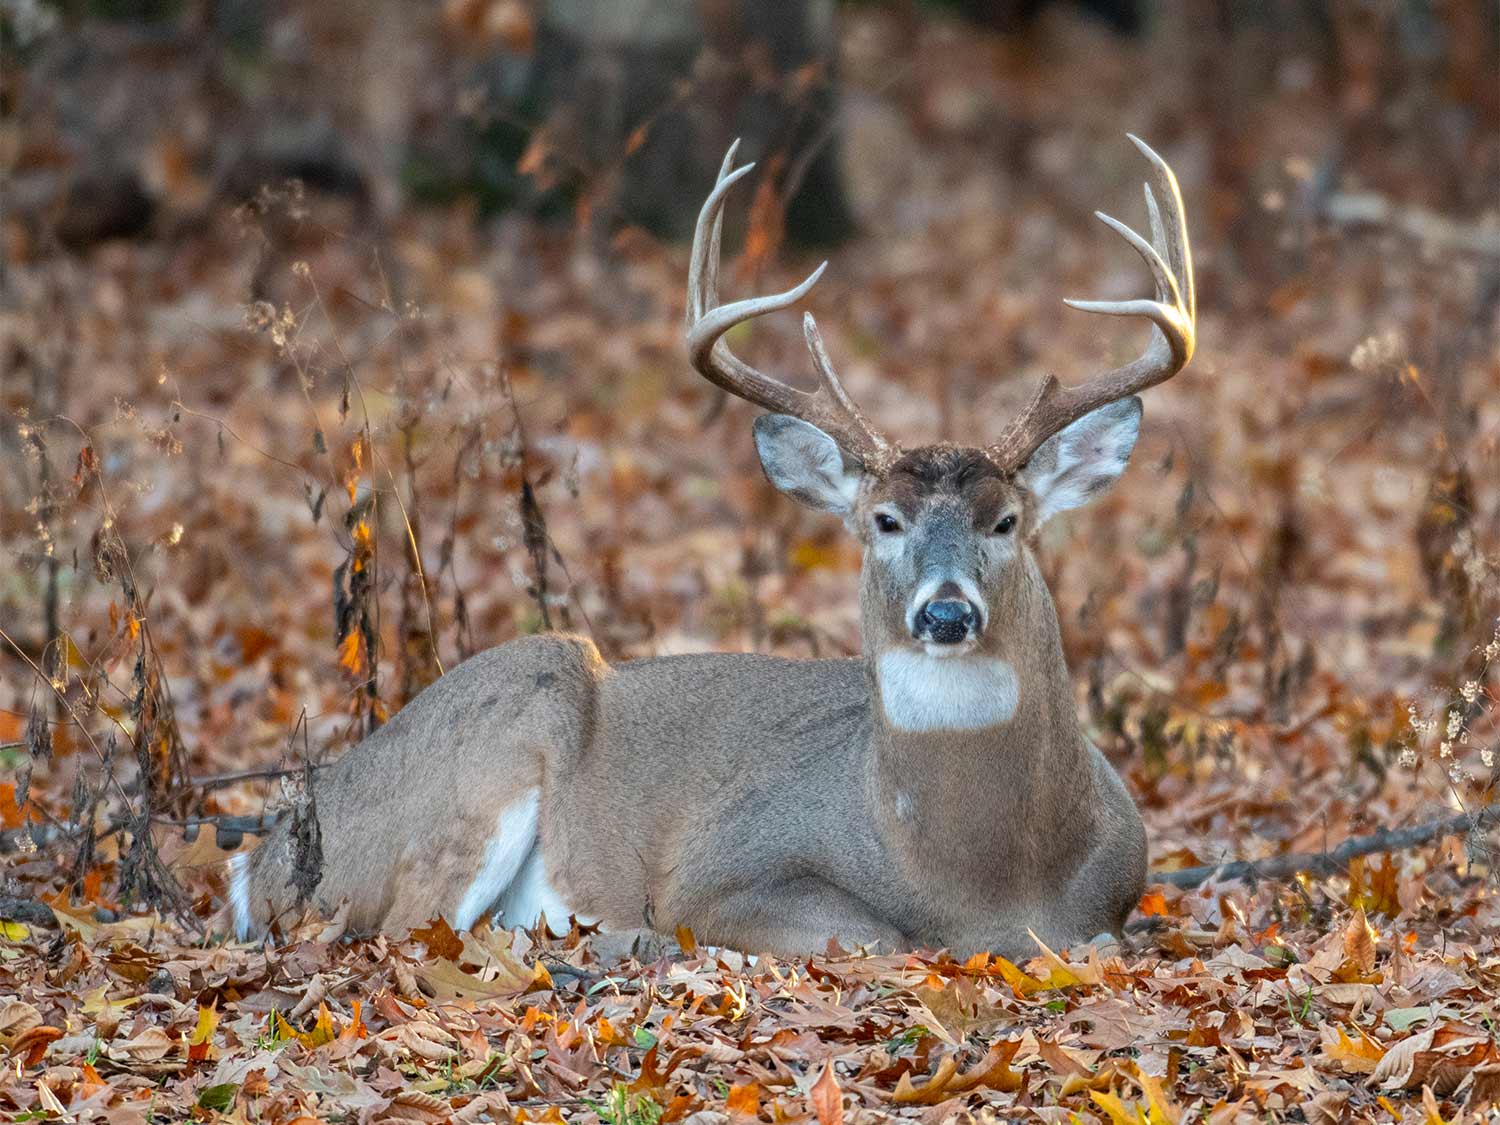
1152 805 1499 889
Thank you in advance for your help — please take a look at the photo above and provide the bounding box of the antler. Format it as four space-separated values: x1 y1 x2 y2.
989 134 1196 471
685 142 898 472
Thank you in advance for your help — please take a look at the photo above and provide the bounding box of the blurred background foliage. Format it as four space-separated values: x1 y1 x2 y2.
1 0 1498 895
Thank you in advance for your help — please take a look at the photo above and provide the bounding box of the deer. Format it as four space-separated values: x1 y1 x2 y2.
227 134 1196 960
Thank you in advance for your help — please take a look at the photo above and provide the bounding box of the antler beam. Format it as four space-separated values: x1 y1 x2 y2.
685 142 897 472
989 134 1196 471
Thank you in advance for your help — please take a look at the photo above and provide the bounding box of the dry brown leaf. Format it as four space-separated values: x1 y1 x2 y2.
1320 1024 1385 1075
891 1055 960 1105
1370 1026 1438 1089
0 1000 42 1048
415 954 535 1001
810 1061 843 1125
1343 906 1378 974
108 1026 174 1063
372 1089 452 1123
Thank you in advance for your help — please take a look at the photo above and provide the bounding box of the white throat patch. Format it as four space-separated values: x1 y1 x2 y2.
877 651 1020 732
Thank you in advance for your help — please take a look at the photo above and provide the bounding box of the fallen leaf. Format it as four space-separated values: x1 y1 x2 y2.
810 1061 843 1125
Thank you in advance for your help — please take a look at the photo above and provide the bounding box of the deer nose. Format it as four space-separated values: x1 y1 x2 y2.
916 598 979 645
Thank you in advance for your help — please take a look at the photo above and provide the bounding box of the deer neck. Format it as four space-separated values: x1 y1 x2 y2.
862 554 1089 855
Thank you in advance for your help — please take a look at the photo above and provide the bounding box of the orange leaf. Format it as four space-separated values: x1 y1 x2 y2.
596 1015 628 1046
675 925 698 956
726 1081 761 1118
630 1046 670 1100
1322 1025 1384 1075
337 630 365 675
338 1000 367 1042
891 1056 959 1105
810 1062 842 1125
1137 890 1170 917
17 1025 63 1067
1343 906 1378 975
410 916 465 961
0 783 23 830
949 1040 1023 1094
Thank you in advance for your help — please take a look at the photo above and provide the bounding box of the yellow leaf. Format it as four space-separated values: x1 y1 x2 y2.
189 1004 219 1046
0 920 29 941
79 988 139 1019
188 1003 220 1061
990 954 1045 995
1422 1083 1450 1125
1090 1090 1147 1125
1133 1069 1181 1125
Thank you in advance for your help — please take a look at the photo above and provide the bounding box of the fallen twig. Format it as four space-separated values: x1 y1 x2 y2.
1152 805 1499 889
0 813 278 855
179 764 318 792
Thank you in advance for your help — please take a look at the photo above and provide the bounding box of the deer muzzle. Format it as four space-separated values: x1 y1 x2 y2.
914 592 981 647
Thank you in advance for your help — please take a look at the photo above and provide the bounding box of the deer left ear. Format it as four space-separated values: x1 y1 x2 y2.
1020 397 1141 525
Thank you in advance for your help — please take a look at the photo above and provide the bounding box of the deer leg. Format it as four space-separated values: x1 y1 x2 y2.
681 878 906 957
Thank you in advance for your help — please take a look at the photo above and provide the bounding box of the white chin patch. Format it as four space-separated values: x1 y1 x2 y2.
877 650 1020 732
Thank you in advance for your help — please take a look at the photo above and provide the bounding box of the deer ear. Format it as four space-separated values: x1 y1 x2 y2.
1021 397 1141 525
753 414 863 514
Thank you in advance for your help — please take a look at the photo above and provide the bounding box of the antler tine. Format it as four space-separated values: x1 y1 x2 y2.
989 135 1197 471
684 143 897 471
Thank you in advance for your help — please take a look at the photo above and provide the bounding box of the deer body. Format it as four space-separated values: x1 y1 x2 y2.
231 136 1194 958
233 605 1144 956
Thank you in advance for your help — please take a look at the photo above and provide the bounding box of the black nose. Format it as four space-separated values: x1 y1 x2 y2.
917 598 978 645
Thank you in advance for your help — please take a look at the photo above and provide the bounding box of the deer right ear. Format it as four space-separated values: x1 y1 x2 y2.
753 414 863 514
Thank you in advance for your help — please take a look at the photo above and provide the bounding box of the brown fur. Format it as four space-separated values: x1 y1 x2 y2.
232 440 1147 958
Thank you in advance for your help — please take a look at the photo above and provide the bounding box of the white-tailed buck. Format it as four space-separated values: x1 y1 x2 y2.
229 135 1196 958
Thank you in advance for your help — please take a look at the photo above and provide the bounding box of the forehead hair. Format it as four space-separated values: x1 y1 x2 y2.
882 445 1008 496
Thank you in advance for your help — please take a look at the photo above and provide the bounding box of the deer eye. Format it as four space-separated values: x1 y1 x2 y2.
992 514 1017 535
874 512 903 534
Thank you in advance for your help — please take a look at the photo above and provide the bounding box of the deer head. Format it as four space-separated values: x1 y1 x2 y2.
686 137 1195 713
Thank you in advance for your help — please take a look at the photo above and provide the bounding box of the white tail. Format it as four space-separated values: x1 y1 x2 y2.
227 136 1196 959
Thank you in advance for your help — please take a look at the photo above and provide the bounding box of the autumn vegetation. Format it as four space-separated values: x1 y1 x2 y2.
2 2 1499 1122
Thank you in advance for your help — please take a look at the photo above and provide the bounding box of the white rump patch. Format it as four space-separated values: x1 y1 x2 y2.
452 791 540 931
228 851 253 940
499 844 594 933
877 651 1020 732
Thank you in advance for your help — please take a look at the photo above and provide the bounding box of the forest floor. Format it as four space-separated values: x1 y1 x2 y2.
3 7 1500 1124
